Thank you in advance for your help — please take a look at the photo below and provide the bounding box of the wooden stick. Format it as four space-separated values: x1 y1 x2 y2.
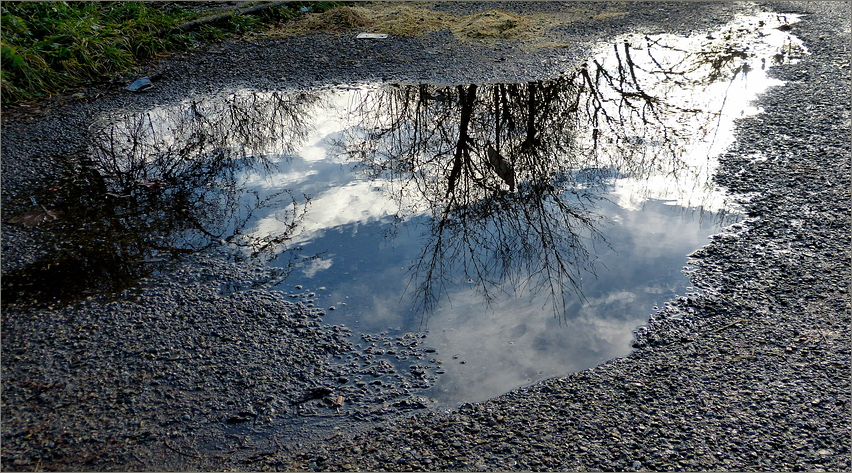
714 319 747 333
171 2 289 33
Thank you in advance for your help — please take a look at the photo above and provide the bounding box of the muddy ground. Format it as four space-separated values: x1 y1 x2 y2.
1 1 849 471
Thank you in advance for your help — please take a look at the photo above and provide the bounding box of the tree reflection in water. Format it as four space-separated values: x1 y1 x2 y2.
340 28 775 317
5 15 798 315
3 90 323 305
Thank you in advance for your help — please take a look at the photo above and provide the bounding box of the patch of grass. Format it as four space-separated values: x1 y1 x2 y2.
0 1 331 105
266 1 635 49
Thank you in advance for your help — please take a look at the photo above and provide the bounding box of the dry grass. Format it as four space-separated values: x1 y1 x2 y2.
266 3 443 37
264 2 632 46
265 2 534 40
592 11 629 20
281 6 375 33
450 10 533 39
352 3 447 37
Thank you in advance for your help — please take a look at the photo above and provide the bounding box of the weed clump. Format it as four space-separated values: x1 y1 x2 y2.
0 1 322 104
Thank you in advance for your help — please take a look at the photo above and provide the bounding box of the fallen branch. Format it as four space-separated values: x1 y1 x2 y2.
714 318 747 333
296 411 347 418
168 1 289 34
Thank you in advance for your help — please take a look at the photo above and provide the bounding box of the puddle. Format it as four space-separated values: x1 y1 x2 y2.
5 13 805 405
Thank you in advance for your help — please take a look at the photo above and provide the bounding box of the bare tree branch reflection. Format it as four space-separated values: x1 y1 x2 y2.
341 31 763 319
6 20 783 312
4 90 321 305
343 77 608 317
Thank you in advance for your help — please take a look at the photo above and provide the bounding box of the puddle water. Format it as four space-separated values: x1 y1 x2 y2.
5 13 805 406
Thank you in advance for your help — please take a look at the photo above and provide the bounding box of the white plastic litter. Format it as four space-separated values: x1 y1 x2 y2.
356 33 388 39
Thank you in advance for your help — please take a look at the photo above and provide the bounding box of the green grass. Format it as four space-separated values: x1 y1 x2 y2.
0 1 340 104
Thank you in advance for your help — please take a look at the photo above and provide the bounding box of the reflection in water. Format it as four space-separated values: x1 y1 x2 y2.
417 197 724 403
341 80 606 315
4 12 804 404
334 13 804 316
87 89 324 257
3 91 322 305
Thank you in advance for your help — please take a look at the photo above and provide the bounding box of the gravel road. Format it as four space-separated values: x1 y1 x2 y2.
2 2 849 471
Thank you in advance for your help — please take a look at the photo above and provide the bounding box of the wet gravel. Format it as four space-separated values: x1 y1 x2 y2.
2 1 849 471
2 251 442 470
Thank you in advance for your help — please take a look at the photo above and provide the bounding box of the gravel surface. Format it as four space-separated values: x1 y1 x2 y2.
2 1 849 471
2 251 443 470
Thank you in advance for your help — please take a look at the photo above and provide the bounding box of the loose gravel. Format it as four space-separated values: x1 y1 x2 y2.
2 1 849 471
2 251 442 470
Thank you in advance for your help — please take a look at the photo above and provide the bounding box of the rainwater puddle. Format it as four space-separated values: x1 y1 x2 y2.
6 13 805 406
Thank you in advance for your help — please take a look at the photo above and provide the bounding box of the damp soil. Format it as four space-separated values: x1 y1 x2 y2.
1 2 849 471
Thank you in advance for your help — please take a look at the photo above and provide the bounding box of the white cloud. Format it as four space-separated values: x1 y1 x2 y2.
301 257 334 278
